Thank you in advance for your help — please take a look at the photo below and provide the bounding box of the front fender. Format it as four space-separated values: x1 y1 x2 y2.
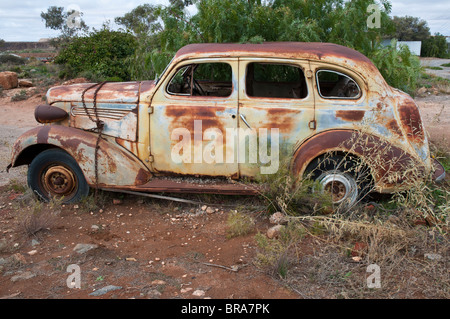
9 125 152 187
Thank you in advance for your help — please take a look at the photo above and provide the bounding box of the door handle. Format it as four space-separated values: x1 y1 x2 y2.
240 114 252 129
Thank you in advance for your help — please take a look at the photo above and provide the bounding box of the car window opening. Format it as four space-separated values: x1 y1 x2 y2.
246 63 308 99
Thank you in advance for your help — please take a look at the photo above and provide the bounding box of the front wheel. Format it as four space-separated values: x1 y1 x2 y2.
27 149 89 203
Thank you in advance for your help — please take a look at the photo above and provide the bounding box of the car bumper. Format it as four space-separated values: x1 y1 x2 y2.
432 158 446 182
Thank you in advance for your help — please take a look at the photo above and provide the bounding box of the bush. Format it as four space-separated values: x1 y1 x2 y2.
55 28 137 81
369 40 421 95
0 54 26 65
421 34 449 58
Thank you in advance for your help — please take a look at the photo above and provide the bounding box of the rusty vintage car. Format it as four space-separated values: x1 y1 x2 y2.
7 42 445 205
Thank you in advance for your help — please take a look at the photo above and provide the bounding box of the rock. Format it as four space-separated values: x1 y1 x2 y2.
181 287 193 293
201 205 207 211
192 289 205 297
351 242 368 257
31 239 40 247
10 253 27 264
0 238 9 252
151 279 166 285
0 71 18 90
269 212 287 225
113 198 123 205
417 87 427 95
62 77 89 86
73 243 98 254
89 285 122 296
424 253 442 261
267 225 284 239
27 250 38 256
18 79 33 88
147 289 162 299
205 207 215 214
91 225 100 231
11 271 35 282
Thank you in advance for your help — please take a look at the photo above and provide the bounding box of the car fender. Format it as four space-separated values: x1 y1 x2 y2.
291 129 423 192
8 125 152 187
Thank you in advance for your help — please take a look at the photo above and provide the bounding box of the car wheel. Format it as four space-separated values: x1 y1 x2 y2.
27 149 89 203
305 155 369 208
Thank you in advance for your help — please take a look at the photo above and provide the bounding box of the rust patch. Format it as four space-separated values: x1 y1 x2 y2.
135 168 152 185
398 99 424 143
165 105 227 139
387 119 402 137
335 110 365 122
37 125 51 144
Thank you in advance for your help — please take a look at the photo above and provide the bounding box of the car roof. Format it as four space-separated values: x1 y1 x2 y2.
175 42 371 65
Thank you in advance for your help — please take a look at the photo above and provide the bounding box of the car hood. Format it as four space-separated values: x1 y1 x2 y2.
46 81 155 104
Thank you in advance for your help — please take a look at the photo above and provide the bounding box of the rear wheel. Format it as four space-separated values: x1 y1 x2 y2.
27 149 89 203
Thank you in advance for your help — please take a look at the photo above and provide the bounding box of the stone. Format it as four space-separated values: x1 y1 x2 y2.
113 199 123 205
147 289 162 299
73 243 98 254
151 279 166 285
192 289 205 297
417 87 427 95
11 271 35 282
269 212 287 225
31 239 40 247
18 79 33 87
267 225 284 239
424 253 442 261
205 207 215 214
351 242 368 257
62 77 89 86
27 250 38 256
181 287 193 293
0 71 18 90
0 238 9 252
89 285 122 296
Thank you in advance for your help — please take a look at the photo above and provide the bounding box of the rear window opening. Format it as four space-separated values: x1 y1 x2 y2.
246 63 308 99
316 70 361 99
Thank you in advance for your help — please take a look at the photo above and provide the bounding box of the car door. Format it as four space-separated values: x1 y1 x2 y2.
237 58 316 177
149 58 239 177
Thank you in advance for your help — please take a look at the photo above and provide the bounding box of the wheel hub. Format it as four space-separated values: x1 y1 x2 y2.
43 166 76 196
318 172 357 205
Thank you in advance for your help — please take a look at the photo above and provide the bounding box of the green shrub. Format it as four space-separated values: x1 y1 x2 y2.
0 54 26 65
421 34 449 58
55 28 137 81
369 40 421 95
11 90 28 102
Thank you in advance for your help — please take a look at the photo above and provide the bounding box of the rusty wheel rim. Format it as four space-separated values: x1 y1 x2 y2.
318 172 358 205
42 165 77 198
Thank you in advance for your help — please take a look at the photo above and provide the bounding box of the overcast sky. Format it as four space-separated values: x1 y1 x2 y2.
0 0 448 42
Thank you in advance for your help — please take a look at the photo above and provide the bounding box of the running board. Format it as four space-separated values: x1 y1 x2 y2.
100 177 261 195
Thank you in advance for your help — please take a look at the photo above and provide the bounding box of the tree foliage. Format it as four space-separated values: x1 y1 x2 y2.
41 6 88 39
390 15 430 41
55 27 136 81
421 33 449 58
50 0 423 93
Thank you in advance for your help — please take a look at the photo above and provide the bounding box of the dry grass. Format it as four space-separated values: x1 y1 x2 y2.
254 124 449 298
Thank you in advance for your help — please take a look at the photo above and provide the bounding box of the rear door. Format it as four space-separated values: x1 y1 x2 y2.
237 58 316 177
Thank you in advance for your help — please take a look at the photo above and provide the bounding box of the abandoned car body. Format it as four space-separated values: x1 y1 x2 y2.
7 42 445 205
